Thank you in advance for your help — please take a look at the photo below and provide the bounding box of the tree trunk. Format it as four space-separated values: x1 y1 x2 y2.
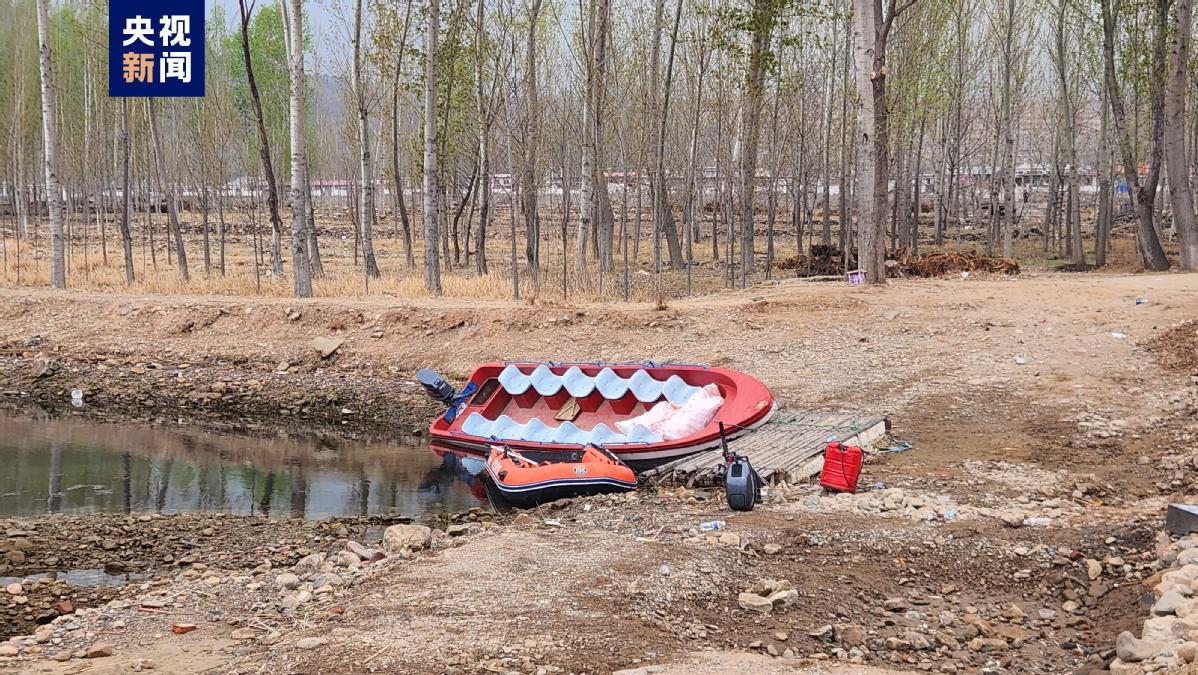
1166 0 1198 269
119 98 134 285
287 0 313 297
35 0 64 288
391 0 414 267
851 0 893 284
148 99 188 280
238 0 285 277
736 0 777 277
1101 0 1170 270
423 0 443 293
354 0 381 278
522 0 544 277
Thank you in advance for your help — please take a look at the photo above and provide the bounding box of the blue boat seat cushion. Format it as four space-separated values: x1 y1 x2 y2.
461 412 663 446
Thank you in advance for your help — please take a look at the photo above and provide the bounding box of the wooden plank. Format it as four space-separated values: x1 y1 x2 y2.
644 409 887 487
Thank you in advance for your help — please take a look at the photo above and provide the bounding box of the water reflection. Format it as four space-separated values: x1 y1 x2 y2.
0 414 484 518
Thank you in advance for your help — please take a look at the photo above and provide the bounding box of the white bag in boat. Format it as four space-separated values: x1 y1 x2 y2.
658 385 724 440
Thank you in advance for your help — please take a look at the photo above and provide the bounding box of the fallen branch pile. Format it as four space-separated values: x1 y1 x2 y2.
890 249 1020 278
774 245 855 276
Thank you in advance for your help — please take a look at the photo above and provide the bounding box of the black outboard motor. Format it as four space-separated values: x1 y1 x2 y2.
719 422 761 511
417 368 456 405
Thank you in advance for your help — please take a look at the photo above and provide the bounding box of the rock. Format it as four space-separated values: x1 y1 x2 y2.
884 597 910 611
4 583 21 595
53 599 74 615
1086 558 1102 580
34 628 53 644
311 573 345 588
763 543 782 555
333 551 362 568
311 337 344 359
1142 616 1184 643
834 624 865 646
767 589 799 609
1116 631 1165 663
293 553 325 575
84 643 114 659
884 637 911 651
1108 658 1145 675
738 592 773 613
718 532 740 547
31 357 59 378
382 524 432 553
0 645 17 657
296 637 327 650
773 631 789 641
1155 590 1188 616
231 628 258 640
968 638 1008 653
512 513 533 526
129 658 155 672
808 625 833 641
445 524 470 537
998 511 1025 528
275 572 300 590
1179 641 1198 663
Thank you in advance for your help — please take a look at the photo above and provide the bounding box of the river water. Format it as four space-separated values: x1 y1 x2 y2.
0 413 486 519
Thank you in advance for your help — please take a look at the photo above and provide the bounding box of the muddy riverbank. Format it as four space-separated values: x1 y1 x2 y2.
1 274 1196 673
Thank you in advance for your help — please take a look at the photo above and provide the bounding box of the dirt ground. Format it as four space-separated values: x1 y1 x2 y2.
1 270 1197 673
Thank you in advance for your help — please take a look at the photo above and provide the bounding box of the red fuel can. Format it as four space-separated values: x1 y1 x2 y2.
819 441 864 493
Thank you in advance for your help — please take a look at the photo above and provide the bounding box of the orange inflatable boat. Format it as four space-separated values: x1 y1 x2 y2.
484 444 638 507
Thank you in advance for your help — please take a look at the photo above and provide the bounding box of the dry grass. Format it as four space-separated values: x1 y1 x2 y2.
0 205 1160 302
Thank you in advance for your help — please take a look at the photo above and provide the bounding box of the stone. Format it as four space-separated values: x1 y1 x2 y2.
1142 617 1184 643
999 511 1024 528
767 589 799 609
293 553 325 575
834 624 865 646
275 573 300 590
34 628 53 644
333 551 362 568
4 583 21 595
382 524 432 553
84 643 114 659
968 638 1008 653
231 628 258 640
296 637 327 650
738 592 773 613
311 337 344 359
1116 631 1165 663
1179 641 1198 663
445 524 470 537
1155 590 1188 616
311 573 345 588
884 597 910 611
129 658 155 672
1108 658 1145 675
0 645 17 657
718 532 740 547
1086 558 1102 580
763 543 782 555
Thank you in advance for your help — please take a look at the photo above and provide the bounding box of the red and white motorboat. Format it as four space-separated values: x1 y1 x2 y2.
419 362 775 468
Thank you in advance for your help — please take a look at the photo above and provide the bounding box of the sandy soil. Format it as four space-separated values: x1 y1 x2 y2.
1 270 1196 673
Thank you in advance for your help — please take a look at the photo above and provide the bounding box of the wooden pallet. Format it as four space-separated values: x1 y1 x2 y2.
642 409 888 487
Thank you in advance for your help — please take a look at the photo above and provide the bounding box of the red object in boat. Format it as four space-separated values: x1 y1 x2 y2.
485 445 638 507
427 362 775 468
819 441 864 493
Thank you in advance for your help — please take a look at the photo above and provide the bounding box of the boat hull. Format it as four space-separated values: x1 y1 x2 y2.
484 446 638 508
427 362 775 468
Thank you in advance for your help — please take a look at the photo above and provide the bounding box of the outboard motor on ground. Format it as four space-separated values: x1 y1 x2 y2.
417 368 476 423
719 422 761 511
